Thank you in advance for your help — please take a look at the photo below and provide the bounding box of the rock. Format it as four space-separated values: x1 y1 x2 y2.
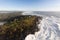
0 15 42 40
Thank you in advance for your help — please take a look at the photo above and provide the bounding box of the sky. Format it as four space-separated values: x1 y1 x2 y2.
0 0 60 11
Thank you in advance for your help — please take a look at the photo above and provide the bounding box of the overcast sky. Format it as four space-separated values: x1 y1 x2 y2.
0 0 60 11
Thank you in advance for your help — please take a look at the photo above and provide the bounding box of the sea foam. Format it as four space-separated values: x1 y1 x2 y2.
25 16 60 40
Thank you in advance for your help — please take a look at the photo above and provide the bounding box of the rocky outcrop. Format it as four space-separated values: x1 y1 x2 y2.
0 15 42 40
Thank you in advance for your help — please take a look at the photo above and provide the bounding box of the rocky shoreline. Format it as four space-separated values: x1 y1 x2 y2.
0 15 42 40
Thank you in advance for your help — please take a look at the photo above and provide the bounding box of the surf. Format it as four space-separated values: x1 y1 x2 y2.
25 16 60 40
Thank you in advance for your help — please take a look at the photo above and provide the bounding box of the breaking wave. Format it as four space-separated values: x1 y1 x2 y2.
25 16 60 40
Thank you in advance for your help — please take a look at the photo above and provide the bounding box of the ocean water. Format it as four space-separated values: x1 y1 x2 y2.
23 11 60 18
23 12 60 40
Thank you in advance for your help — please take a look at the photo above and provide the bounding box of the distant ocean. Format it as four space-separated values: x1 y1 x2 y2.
0 11 60 17
23 11 60 18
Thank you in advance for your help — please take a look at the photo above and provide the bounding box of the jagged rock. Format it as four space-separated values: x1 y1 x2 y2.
0 15 42 40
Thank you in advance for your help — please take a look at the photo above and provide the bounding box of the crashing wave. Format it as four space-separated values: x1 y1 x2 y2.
25 16 60 40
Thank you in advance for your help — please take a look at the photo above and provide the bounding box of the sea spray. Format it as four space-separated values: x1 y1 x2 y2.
25 16 60 40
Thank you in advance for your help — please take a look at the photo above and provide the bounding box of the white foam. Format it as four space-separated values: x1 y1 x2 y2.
25 16 60 40
25 34 35 40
